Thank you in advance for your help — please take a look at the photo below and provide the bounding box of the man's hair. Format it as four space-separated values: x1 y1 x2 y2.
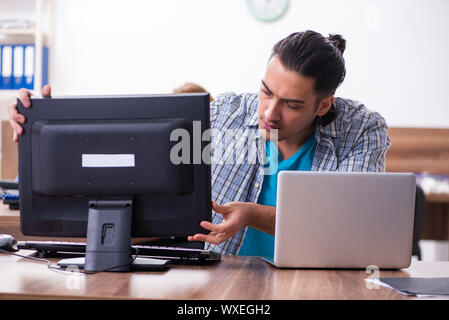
270 30 346 103
173 82 214 102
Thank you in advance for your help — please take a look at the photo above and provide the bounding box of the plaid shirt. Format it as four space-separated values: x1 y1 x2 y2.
205 92 391 255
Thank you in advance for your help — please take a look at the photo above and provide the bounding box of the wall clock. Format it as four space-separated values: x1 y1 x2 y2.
247 0 289 22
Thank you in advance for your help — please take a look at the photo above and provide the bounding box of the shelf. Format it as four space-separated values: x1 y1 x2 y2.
0 91 18 110
0 28 36 36
0 90 18 99
0 0 48 92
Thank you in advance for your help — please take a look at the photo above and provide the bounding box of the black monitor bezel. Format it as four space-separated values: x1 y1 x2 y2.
17 93 211 239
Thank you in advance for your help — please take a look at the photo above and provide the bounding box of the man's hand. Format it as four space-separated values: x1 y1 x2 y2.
188 201 255 245
9 85 52 142
188 200 275 246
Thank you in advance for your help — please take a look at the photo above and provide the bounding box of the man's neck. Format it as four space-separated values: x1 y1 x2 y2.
276 123 315 160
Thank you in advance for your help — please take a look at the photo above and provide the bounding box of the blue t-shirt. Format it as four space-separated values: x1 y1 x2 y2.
238 134 316 257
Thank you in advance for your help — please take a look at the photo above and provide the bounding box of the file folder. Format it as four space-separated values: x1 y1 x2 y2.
1 45 13 89
0 43 48 90
42 46 49 88
13 45 25 89
24 45 35 89
22 44 48 89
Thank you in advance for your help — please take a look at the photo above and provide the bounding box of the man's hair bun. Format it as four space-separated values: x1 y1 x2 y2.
328 34 346 55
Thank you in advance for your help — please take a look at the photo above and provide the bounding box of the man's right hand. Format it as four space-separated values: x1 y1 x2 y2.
8 85 52 142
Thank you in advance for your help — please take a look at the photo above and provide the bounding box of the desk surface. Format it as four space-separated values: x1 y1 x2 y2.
1 251 449 300
2 205 449 300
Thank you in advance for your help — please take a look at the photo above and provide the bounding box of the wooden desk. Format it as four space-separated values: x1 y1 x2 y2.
1 252 449 300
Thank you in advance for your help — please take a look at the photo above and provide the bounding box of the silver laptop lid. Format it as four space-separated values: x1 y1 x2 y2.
274 172 416 269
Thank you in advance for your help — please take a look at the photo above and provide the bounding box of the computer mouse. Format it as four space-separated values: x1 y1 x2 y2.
0 234 19 252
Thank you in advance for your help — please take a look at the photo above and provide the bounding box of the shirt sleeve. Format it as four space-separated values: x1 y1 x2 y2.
337 114 391 172
209 92 233 129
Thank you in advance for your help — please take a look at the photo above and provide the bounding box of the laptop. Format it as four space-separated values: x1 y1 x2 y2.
264 171 416 269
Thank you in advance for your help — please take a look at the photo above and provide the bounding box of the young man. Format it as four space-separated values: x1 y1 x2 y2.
9 30 390 256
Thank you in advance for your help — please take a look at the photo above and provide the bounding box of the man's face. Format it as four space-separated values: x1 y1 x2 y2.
257 56 325 144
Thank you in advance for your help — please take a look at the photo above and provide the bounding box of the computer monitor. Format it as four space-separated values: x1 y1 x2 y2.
17 93 211 272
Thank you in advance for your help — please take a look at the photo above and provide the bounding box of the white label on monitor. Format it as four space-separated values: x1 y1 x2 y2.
82 154 135 167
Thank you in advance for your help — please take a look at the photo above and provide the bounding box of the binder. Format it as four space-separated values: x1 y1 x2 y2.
13 45 25 89
18 44 48 89
24 45 35 89
42 46 49 88
1 45 13 89
0 43 48 90
0 45 2 88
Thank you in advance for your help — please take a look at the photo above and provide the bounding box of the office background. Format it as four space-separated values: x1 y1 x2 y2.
47 0 449 128
2 0 449 127
1 0 449 260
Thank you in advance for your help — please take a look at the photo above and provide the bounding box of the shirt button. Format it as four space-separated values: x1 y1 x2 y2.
255 183 260 189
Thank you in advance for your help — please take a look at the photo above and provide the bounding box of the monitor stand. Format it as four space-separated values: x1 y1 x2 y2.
57 256 171 272
58 198 171 272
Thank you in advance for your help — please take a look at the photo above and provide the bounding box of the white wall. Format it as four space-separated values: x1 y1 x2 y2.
48 0 449 128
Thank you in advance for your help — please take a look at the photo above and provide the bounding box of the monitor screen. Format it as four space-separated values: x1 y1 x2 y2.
17 93 211 271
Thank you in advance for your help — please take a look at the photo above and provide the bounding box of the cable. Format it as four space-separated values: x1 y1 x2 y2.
1 246 160 274
0 248 88 274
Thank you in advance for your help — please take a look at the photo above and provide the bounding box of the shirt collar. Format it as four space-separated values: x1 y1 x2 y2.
316 103 340 138
317 117 340 138
246 99 259 127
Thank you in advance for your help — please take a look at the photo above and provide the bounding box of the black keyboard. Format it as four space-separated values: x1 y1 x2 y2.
17 241 221 263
